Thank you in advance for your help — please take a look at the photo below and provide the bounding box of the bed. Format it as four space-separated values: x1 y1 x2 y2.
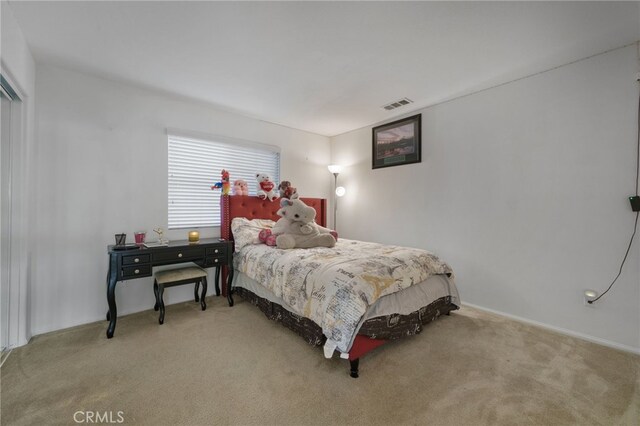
220 195 460 377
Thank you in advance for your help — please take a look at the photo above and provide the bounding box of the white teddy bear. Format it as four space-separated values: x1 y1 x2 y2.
271 198 336 249
255 173 279 201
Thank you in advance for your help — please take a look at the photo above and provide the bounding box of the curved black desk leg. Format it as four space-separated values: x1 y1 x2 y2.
106 275 118 338
105 268 111 321
158 285 166 325
226 266 234 307
153 281 160 311
214 266 221 296
106 254 119 338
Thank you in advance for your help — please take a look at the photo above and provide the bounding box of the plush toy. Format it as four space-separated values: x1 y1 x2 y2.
278 180 298 199
211 169 231 195
258 228 277 246
232 179 248 196
270 198 336 249
256 173 279 201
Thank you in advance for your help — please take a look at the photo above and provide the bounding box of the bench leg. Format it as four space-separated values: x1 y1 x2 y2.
194 281 200 302
158 284 165 325
200 277 208 311
153 280 160 311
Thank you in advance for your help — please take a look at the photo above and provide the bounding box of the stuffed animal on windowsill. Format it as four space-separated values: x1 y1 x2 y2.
256 173 278 201
211 169 231 195
258 197 336 249
278 180 298 199
232 179 248 196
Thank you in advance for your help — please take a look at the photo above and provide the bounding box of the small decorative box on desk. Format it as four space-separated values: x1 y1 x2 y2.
105 238 233 338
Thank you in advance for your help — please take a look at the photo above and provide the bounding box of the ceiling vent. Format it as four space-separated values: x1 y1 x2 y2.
382 97 413 111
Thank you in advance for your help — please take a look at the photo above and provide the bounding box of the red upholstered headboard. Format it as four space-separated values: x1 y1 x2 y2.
220 195 327 243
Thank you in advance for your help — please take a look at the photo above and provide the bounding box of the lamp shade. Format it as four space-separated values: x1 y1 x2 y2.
327 164 343 174
335 186 346 197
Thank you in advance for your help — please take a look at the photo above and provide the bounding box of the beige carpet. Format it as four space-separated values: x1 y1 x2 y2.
1 296 639 426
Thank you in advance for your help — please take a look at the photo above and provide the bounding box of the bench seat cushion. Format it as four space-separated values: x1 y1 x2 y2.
155 266 207 284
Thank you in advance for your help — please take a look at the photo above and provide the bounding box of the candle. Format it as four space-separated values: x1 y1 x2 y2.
188 231 200 243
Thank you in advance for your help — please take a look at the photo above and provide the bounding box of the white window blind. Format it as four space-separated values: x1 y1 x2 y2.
168 134 280 229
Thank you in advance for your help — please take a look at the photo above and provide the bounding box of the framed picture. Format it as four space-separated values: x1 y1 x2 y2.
372 113 421 169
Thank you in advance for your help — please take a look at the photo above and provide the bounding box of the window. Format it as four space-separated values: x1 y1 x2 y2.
168 132 280 229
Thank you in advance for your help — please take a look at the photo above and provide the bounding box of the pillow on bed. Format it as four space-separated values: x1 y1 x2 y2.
231 217 276 251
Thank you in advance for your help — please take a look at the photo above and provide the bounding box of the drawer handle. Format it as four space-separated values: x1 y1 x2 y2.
178 253 183 258
214 249 219 253
134 258 140 263
214 259 219 263
134 269 140 274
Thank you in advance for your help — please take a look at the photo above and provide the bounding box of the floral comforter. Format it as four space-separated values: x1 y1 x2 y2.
234 238 454 353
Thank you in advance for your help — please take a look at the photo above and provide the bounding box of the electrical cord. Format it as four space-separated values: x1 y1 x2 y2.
588 68 640 304
637 77 640 196
588 211 639 304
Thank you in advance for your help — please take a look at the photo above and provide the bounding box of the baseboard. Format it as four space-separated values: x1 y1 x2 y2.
0 335 31 350
462 302 640 356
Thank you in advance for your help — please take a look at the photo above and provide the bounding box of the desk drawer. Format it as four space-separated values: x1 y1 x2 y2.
122 253 151 265
206 246 227 256
153 247 204 263
205 256 226 267
121 264 152 279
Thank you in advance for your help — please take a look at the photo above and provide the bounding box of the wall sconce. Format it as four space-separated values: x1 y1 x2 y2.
327 165 344 230
584 289 599 305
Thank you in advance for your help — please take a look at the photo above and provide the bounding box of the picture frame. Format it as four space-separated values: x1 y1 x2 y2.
372 113 422 169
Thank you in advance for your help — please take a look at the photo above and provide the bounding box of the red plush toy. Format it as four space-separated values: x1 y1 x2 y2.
278 180 298 199
258 229 277 246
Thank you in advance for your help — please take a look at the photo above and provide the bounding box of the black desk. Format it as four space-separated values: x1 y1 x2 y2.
106 238 234 338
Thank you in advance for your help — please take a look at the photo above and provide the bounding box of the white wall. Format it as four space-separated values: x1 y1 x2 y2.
32 64 330 335
1 1 36 347
331 45 640 352
1 2 35 94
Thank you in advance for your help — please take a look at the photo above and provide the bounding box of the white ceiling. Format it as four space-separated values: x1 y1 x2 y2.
8 1 640 137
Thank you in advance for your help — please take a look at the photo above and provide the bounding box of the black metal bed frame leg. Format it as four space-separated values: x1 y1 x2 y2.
350 359 359 378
